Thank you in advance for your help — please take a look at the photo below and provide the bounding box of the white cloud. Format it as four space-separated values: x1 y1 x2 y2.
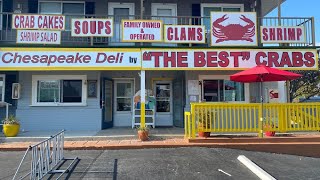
316 42 320 46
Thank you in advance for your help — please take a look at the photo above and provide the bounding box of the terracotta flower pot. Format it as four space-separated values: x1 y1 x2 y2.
138 130 148 141
265 131 276 137
198 131 210 138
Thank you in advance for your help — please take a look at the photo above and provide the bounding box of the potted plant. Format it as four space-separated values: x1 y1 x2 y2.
198 112 211 138
263 122 276 137
2 115 20 137
137 126 149 141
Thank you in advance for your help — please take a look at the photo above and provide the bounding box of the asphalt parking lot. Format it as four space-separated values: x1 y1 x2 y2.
1 147 320 180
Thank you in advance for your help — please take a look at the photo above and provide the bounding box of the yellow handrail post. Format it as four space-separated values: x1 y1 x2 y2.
184 112 187 138
191 104 196 139
258 103 264 138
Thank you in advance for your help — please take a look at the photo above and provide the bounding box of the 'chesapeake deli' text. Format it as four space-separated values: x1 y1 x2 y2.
0 50 141 67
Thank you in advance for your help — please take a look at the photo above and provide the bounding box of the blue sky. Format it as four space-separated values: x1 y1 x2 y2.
267 0 320 45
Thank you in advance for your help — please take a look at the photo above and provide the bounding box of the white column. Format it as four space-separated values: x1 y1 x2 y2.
278 81 287 103
140 70 146 127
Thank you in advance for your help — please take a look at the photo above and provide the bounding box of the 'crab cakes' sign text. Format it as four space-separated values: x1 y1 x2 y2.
210 12 257 46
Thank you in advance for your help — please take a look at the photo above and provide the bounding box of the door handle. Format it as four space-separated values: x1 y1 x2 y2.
100 100 105 108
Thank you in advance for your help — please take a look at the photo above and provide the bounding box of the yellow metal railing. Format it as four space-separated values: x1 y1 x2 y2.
185 102 320 139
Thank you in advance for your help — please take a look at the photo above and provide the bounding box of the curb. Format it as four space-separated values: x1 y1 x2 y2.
237 155 276 180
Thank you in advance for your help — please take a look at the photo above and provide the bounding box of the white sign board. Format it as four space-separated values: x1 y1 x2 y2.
122 20 163 42
71 18 113 37
16 30 61 44
141 49 317 70
210 12 257 46
0 48 141 70
261 26 306 43
268 89 279 103
188 80 200 95
164 25 206 43
12 14 65 30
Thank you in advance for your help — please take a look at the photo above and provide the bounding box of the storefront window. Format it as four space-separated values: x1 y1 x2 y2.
0 75 5 102
155 83 171 112
32 75 86 106
202 80 244 102
116 82 133 111
37 80 60 102
62 80 82 103
39 1 85 30
224 80 245 101
0 0 3 30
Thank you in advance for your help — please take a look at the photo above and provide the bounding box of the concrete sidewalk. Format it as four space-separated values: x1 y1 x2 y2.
1 134 320 158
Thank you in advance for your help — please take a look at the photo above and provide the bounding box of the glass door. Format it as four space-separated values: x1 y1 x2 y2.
101 78 113 129
154 81 173 126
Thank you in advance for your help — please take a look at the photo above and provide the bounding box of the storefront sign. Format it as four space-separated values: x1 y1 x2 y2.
12 14 65 30
164 25 205 43
268 89 279 103
122 20 163 42
0 48 141 70
211 12 257 46
71 18 113 37
261 26 306 43
16 30 61 44
142 49 317 70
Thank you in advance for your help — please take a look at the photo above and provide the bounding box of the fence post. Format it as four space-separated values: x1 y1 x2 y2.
191 104 196 139
258 104 264 138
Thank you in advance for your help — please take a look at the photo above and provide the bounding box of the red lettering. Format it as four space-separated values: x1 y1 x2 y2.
59 16 64 29
188 28 195 41
97 21 103 34
269 28 275 40
207 52 218 67
292 52 303 67
288 28 296 40
177 52 188 67
20 16 25 28
30 16 35 28
279 52 292 67
180 28 186 40
2 52 13 63
105 21 111 34
255 52 267 66
194 52 206 67
268 52 280 67
164 52 176 67
83 21 88 34
230 52 241 67
196 28 203 41
297 28 302 40
167 27 173 41
90 21 96 34
277 28 283 40
304 52 315 67
74 21 80 34
174 28 178 40
262 28 268 41
218 51 229 67
152 52 163 67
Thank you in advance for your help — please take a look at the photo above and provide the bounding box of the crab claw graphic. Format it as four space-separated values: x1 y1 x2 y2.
215 14 229 24
240 15 254 24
